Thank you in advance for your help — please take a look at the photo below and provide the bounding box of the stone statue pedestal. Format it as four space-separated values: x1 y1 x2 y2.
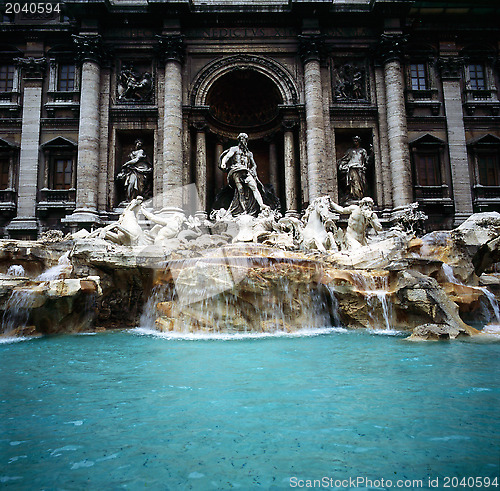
157 206 185 218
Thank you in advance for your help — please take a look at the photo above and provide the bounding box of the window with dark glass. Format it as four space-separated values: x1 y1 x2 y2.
0 65 15 92
469 64 486 90
57 64 75 92
478 153 499 186
416 153 441 186
0 158 9 189
53 158 73 189
410 63 427 90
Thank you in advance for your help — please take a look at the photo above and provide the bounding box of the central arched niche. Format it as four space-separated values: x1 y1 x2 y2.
202 68 288 213
206 69 283 128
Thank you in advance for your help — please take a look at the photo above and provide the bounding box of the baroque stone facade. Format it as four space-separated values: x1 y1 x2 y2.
0 0 499 237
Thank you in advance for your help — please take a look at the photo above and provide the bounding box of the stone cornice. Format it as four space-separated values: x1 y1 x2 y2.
156 35 185 64
72 34 103 64
14 57 47 79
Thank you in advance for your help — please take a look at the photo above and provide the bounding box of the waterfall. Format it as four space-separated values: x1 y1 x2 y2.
1 252 73 335
140 245 335 335
322 283 341 327
441 263 459 284
478 287 500 325
1 289 35 334
36 251 71 281
441 263 500 325
7 265 25 277
352 272 393 330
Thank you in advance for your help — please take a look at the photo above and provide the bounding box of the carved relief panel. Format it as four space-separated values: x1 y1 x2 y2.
332 60 369 103
116 60 154 103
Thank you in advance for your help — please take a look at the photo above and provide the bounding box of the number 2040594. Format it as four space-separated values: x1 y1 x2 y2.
443 477 499 488
5 3 61 14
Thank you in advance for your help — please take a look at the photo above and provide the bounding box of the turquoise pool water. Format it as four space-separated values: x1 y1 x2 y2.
1 328 499 490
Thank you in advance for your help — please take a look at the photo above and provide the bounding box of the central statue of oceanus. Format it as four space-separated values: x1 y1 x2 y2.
216 133 278 217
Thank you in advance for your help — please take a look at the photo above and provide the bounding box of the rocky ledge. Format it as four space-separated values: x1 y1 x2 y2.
0 212 499 341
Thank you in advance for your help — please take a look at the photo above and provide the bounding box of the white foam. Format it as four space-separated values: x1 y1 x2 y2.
50 445 81 456
366 328 405 336
131 326 348 341
430 435 471 442
482 324 500 335
70 460 95 470
0 336 33 344
188 472 205 479
0 477 23 483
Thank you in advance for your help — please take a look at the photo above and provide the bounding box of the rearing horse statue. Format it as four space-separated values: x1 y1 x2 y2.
300 197 339 252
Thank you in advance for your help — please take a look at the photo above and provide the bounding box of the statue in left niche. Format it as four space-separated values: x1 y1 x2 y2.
116 139 153 202
117 65 153 102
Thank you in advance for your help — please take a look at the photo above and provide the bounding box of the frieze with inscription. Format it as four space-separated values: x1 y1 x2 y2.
186 27 297 39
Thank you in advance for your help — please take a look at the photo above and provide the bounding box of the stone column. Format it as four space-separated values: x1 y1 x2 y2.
299 35 326 202
158 35 184 210
438 57 473 225
6 57 46 238
283 124 298 214
374 65 392 209
215 142 224 191
379 34 413 209
62 34 103 230
268 141 279 196
195 127 207 217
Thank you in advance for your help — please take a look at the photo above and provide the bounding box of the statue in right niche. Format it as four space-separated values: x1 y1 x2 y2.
337 135 372 202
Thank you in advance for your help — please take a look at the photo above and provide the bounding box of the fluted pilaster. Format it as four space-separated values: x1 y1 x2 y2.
7 57 46 236
438 56 473 224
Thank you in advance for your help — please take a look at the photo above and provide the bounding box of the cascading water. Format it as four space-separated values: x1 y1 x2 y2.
1 251 73 335
351 272 393 330
7 264 25 277
36 251 72 281
441 263 500 325
441 263 458 284
140 245 337 335
478 287 500 325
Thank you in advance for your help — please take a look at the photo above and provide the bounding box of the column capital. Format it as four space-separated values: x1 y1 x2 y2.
378 33 407 64
190 120 207 132
156 34 185 64
437 56 463 80
72 34 103 64
298 35 326 64
14 57 46 80
282 119 298 130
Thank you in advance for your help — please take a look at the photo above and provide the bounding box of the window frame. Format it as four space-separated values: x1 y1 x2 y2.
409 135 449 202
476 150 499 187
409 62 428 91
414 151 442 187
0 64 16 93
468 63 486 91
0 156 11 190
51 156 74 190
56 63 76 92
